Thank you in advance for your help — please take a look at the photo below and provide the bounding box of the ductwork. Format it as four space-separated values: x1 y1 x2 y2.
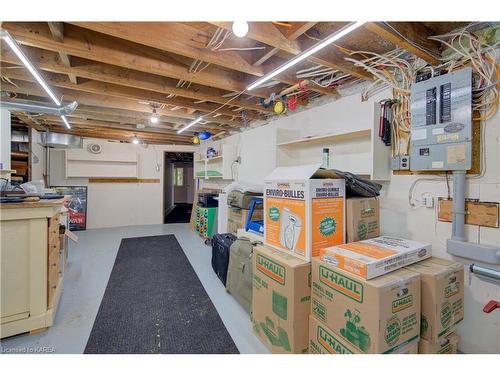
40 132 83 149
0 99 78 116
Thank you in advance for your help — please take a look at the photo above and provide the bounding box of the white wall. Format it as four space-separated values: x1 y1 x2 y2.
49 138 196 229
203 91 500 354
0 108 11 170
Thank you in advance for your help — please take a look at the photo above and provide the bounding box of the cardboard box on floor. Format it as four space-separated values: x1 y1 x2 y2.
264 164 345 261
319 236 431 279
308 315 419 354
311 257 421 353
227 207 263 235
418 332 459 354
252 245 311 354
346 197 380 242
405 257 464 343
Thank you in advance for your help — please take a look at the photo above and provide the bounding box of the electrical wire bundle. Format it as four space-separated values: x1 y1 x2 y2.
427 23 499 121
343 23 499 158
344 48 425 157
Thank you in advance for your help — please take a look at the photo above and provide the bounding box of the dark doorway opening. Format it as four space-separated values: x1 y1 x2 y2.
164 152 194 224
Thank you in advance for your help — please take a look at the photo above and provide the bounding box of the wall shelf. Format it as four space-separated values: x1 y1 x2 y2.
65 145 139 178
277 129 371 147
193 144 237 180
275 102 391 181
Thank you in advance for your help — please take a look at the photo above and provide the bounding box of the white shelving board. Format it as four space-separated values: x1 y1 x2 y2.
275 102 391 181
194 144 238 180
65 149 138 178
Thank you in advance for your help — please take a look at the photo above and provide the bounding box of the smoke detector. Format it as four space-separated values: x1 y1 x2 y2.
87 143 102 154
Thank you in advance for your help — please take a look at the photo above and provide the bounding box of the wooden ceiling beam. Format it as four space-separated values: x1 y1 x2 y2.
0 66 262 120
40 115 195 138
0 47 270 115
70 22 264 77
0 81 239 135
1 22 273 99
8 96 227 136
46 22 78 84
253 22 317 66
0 72 243 127
210 22 372 81
364 22 441 65
281 22 319 40
12 113 177 143
44 125 193 145
70 22 336 98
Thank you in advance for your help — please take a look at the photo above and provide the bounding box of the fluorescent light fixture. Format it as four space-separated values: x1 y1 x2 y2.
2 29 74 129
60 115 71 129
246 21 365 91
1 30 61 106
177 117 203 134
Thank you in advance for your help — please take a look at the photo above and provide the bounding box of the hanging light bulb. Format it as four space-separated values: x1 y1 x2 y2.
232 21 249 38
150 108 159 124
132 136 139 145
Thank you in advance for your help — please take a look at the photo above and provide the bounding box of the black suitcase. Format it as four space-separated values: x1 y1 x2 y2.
211 233 237 286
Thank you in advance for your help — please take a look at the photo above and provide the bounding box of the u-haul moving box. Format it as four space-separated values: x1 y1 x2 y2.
419 332 459 354
264 164 345 261
319 236 431 279
405 257 464 343
308 315 419 354
252 245 311 354
311 257 421 354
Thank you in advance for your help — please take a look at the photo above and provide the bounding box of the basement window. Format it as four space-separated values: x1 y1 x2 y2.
174 168 184 187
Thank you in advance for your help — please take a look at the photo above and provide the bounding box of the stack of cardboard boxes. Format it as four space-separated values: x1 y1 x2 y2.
252 164 465 354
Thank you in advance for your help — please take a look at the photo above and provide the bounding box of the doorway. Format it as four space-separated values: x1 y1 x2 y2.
163 152 194 224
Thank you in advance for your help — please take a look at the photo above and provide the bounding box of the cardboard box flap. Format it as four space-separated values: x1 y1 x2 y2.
255 245 309 268
405 257 463 276
265 163 337 180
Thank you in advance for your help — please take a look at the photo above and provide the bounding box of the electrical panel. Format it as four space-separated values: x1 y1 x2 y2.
410 67 472 171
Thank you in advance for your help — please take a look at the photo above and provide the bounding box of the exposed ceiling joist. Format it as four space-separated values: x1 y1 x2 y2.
1 81 242 128
253 22 317 67
1 22 274 99
210 22 373 81
0 47 271 115
69 22 336 98
47 22 79 85
364 22 442 65
70 22 264 77
0 70 246 127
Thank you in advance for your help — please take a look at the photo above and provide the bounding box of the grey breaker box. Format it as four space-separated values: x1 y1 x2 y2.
410 67 472 171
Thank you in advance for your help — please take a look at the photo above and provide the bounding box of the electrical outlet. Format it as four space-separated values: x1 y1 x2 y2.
391 155 410 170
421 193 434 208
400 155 410 170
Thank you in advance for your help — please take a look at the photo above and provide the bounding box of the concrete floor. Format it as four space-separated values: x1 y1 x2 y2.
0 224 269 354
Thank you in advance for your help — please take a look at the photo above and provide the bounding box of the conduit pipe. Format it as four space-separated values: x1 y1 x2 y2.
447 171 500 265
0 99 78 116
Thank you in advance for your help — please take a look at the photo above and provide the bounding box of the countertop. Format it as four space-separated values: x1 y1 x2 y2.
0 197 69 209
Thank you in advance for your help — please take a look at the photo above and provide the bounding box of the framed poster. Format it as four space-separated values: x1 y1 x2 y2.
51 186 88 231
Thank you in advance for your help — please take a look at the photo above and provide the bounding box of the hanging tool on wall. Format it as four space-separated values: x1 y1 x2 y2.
378 99 397 146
